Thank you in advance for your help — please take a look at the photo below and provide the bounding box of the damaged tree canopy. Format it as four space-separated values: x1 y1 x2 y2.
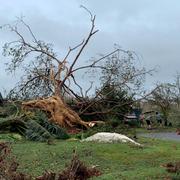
2 7 153 129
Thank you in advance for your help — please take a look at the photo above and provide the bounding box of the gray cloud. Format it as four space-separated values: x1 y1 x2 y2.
0 0 180 94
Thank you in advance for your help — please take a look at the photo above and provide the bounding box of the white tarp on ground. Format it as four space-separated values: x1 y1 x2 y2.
82 132 141 146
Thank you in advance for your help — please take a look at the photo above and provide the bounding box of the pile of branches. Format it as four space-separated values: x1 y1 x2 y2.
37 152 101 180
0 142 31 179
71 84 133 122
162 161 180 174
0 142 101 180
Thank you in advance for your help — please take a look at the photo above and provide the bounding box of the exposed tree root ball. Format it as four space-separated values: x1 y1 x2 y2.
22 96 89 129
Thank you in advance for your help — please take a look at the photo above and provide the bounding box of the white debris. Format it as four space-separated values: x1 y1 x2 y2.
82 132 141 146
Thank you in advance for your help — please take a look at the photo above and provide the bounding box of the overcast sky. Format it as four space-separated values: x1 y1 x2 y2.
0 0 180 95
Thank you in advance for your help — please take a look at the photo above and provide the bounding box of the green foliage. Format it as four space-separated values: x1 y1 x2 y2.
98 83 133 120
0 116 27 134
24 111 69 141
75 84 133 123
3 101 21 115
0 105 69 142
40 120 69 140
25 120 53 142
0 133 23 142
108 118 120 128
0 115 52 142
36 112 69 140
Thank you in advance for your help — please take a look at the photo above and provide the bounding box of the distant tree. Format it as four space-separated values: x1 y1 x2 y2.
148 83 174 125
171 73 180 107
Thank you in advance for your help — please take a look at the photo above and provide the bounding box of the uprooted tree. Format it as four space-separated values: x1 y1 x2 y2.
70 44 154 122
1 7 153 129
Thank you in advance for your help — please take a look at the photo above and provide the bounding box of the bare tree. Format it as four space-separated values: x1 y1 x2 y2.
171 73 180 107
148 83 175 124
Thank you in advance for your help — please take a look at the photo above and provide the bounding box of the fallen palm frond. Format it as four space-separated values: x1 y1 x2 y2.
25 120 53 142
39 117 69 139
0 112 69 142
0 115 27 133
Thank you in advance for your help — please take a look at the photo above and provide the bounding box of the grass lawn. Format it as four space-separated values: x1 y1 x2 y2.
6 137 179 180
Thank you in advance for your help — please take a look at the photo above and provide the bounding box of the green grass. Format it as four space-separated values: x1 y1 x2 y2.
6 137 179 179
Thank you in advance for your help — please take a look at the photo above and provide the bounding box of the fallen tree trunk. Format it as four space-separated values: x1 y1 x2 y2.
22 96 90 129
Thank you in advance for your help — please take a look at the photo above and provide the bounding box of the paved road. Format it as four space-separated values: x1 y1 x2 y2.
138 132 180 141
